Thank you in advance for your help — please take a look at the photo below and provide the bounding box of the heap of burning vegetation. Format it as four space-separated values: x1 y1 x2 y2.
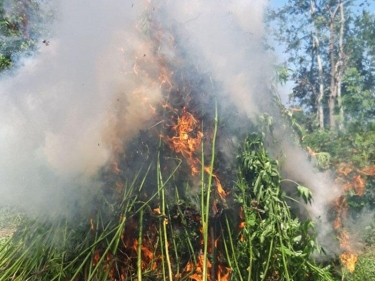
0 6 336 281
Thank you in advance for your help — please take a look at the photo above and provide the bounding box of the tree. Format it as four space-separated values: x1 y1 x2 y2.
334 9 375 131
0 0 52 72
269 0 372 130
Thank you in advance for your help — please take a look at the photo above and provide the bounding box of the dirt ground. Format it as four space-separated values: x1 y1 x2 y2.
0 227 16 238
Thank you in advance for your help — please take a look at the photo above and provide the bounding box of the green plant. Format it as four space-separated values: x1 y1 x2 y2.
344 248 375 281
226 134 334 281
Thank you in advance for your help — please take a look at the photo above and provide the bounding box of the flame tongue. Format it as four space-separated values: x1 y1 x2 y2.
162 106 228 199
340 252 358 273
166 106 203 176
333 162 374 273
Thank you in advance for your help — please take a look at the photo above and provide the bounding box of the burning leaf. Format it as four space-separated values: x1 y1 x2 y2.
336 163 354 176
352 174 365 196
358 165 375 176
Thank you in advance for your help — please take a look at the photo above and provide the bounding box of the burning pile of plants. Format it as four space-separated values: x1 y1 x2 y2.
0 129 334 281
0 4 338 281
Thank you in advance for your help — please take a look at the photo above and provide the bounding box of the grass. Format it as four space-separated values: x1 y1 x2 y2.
0 205 23 229
343 247 375 281
0 205 23 246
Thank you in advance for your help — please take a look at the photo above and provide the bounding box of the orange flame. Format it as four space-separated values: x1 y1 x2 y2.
340 252 358 273
162 106 227 200
239 207 245 242
333 162 372 272
111 161 121 174
183 253 231 281
166 106 203 175
352 175 365 196
204 166 227 200
358 165 375 176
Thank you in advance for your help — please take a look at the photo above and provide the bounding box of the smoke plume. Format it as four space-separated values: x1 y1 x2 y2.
0 0 268 215
0 0 343 256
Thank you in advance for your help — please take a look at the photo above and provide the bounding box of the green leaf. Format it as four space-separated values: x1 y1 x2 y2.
297 185 313 205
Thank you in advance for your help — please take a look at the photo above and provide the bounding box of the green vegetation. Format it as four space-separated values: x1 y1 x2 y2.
228 135 333 280
269 0 375 279
0 130 333 280
0 207 18 248
345 247 375 281
1 0 375 280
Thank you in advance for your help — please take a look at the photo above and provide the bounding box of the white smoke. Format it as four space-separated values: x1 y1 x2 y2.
0 0 161 215
281 142 342 256
0 0 271 216
0 0 341 256
163 0 270 117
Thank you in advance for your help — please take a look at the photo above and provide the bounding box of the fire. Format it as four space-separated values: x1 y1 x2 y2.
97 9 232 280
185 253 212 281
239 206 245 242
334 204 360 273
93 250 100 267
336 162 375 196
358 164 375 176
333 162 375 272
351 174 365 196
204 166 228 199
340 252 358 273
111 161 121 174
333 217 341 230
166 106 203 176
339 230 350 249
162 106 227 200
333 196 359 272
218 266 231 281
183 253 231 281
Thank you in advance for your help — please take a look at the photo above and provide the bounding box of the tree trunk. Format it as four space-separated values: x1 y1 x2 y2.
337 0 345 130
329 16 336 129
328 4 340 129
316 41 325 130
310 0 325 130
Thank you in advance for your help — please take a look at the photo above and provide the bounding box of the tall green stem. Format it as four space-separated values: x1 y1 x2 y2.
202 97 218 281
157 144 173 281
137 209 144 281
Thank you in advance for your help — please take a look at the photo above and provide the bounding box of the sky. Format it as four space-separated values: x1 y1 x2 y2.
269 0 287 8
269 0 375 9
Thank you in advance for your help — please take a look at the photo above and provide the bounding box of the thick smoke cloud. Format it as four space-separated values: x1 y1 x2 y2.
163 0 270 117
0 0 159 215
281 142 342 256
0 0 271 216
0 0 342 256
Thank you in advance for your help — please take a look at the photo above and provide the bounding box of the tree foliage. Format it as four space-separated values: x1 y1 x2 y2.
268 0 375 131
0 0 52 71
269 0 375 206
